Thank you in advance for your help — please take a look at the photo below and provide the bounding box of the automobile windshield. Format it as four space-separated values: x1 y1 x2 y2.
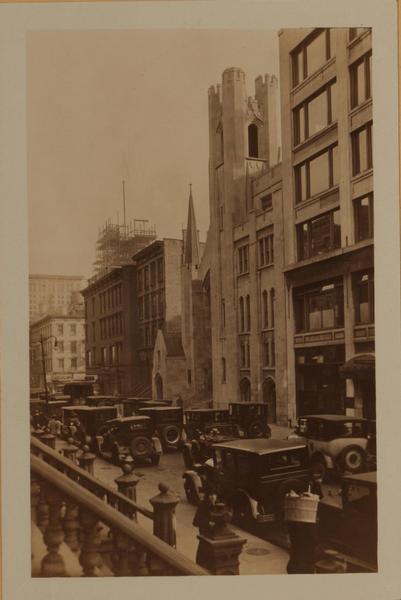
268 450 305 471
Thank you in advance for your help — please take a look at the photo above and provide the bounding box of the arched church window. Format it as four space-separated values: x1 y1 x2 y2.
248 123 259 158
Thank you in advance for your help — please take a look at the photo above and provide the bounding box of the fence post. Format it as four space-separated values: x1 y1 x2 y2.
196 502 246 575
77 445 96 476
115 462 140 520
149 483 179 548
61 438 80 463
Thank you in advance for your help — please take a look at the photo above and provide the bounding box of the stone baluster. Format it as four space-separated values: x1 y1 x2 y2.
115 462 140 520
41 485 67 577
77 445 96 476
30 476 41 525
36 483 50 533
40 430 57 450
110 531 135 576
63 501 81 553
149 483 179 548
61 438 80 464
196 502 246 575
78 508 103 577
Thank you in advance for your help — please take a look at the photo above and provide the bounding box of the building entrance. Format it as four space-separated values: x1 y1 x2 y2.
262 378 277 423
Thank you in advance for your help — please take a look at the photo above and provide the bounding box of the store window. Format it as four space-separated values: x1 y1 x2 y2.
295 145 338 203
294 278 344 332
292 29 331 87
354 194 374 241
354 270 374 324
352 122 373 176
350 52 372 109
297 209 341 260
294 81 337 145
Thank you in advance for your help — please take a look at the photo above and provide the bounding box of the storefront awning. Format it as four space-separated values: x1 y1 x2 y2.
340 353 375 378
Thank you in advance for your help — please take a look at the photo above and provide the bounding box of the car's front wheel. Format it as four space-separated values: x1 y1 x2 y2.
340 446 366 473
232 496 254 532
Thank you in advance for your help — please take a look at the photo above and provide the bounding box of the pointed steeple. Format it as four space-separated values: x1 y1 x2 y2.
184 184 200 268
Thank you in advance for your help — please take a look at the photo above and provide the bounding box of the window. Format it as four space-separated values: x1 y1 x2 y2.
238 245 249 274
349 28 370 41
86 350 92 368
70 324 76 335
58 359 64 370
270 289 275 328
246 295 251 331
294 278 344 332
354 270 374 324
158 291 164 317
240 341 250 368
92 297 96 314
71 357 77 369
239 297 245 332
144 295 150 319
70 341 77 354
292 29 331 87
248 124 259 158
144 266 149 290
102 347 107 366
352 123 373 176
151 293 157 318
295 145 338 203
221 299 226 329
221 358 226 383
259 233 274 266
260 194 272 211
263 338 270 366
57 324 64 336
111 345 117 365
297 209 341 260
219 205 224 230
187 369 192 385
294 81 336 145
262 290 269 329
354 193 374 241
137 269 143 292
150 262 156 287
350 52 372 109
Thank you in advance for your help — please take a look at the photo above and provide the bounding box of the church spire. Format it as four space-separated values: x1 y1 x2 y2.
184 184 200 268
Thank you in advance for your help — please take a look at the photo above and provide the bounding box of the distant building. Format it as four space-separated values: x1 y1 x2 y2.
81 265 139 396
133 238 183 392
30 312 85 394
29 274 84 323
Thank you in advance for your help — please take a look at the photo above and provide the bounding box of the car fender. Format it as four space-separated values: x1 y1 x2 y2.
152 436 163 454
182 470 203 491
328 437 368 459
231 489 259 519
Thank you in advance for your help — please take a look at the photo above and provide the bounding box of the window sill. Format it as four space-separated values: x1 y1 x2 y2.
258 262 274 272
293 121 337 154
347 29 371 50
349 97 372 118
295 185 340 211
291 57 336 95
237 271 250 278
350 169 373 185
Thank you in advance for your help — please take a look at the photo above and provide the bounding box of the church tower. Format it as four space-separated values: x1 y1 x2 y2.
207 68 279 407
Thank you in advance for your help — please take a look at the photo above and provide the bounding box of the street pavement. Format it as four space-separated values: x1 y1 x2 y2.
92 449 290 575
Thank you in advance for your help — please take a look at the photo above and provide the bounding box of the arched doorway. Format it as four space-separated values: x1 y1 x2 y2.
239 377 251 402
154 373 163 400
262 378 277 424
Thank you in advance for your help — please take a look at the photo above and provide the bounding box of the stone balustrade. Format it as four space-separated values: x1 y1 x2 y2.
31 454 208 577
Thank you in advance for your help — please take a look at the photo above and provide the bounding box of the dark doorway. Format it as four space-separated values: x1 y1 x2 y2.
239 377 251 402
262 378 277 423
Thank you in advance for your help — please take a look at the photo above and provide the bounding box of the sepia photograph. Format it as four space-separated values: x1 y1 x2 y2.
0 0 400 598
28 24 377 577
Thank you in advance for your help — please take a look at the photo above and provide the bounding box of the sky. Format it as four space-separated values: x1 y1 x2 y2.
27 29 279 280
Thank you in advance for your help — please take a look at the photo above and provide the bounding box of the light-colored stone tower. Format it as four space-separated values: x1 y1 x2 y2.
208 68 279 408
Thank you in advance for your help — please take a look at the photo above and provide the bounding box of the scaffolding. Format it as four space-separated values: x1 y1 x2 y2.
91 218 156 283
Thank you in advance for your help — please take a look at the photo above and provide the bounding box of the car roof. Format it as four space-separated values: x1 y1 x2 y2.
299 414 368 422
342 471 377 485
105 416 151 424
212 438 307 455
62 406 117 412
139 406 180 412
185 408 228 413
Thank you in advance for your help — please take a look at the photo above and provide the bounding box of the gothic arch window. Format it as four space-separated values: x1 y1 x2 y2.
221 357 226 383
270 288 275 328
240 377 251 402
262 290 268 329
246 295 251 331
239 296 245 332
248 123 259 158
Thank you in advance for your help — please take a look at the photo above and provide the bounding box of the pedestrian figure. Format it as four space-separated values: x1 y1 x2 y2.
55 417 62 437
193 484 217 568
69 420 78 439
48 414 57 436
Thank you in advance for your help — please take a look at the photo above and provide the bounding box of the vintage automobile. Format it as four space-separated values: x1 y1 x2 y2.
94 415 163 465
287 414 373 478
229 402 271 438
318 471 377 571
182 423 242 468
183 438 310 529
122 398 172 416
138 406 184 450
63 381 94 403
61 405 118 444
184 408 231 439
